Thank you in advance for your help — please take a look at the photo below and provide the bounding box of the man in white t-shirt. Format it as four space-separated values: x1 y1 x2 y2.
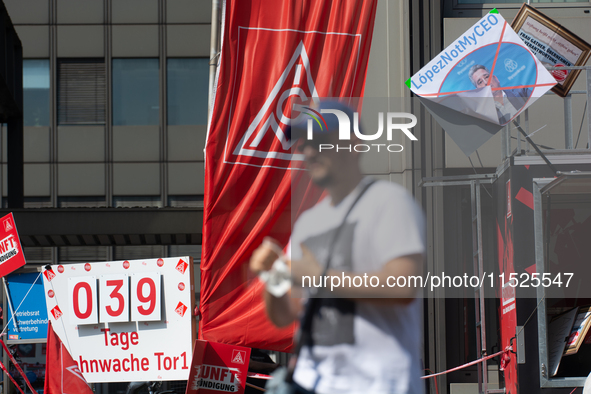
250 101 426 394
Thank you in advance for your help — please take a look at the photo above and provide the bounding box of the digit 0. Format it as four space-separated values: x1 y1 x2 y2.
73 282 93 319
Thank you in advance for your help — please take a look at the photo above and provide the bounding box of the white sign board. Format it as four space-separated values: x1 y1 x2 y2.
42 257 196 383
409 11 556 126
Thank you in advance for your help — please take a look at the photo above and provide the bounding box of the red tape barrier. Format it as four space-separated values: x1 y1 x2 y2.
422 347 513 379
0 339 38 394
0 358 25 394
247 372 273 380
243 347 513 392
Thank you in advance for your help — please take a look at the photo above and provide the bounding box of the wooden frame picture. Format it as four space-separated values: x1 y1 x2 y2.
511 4 591 97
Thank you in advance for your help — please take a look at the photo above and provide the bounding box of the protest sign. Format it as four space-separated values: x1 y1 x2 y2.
0 213 26 278
5 272 48 341
512 4 591 97
407 10 557 155
42 257 196 382
186 340 251 394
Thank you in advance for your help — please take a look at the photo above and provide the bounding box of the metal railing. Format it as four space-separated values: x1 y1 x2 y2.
502 65 591 160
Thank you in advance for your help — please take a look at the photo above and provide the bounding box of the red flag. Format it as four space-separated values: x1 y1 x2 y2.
44 322 93 394
201 0 378 351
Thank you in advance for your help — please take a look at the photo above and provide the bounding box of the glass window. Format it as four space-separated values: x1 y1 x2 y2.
114 245 166 260
58 246 109 262
112 59 159 126
58 58 106 125
167 58 209 125
23 60 50 127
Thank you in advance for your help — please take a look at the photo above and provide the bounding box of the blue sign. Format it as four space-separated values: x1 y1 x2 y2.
5 272 48 341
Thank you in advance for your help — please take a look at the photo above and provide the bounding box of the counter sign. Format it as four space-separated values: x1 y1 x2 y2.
0 213 26 278
42 257 196 383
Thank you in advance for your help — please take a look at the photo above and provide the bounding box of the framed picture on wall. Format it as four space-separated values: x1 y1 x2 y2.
512 4 591 97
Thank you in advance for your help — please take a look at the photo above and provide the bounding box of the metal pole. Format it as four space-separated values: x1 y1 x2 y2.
1 278 18 335
501 125 507 160
208 0 221 120
564 94 573 149
476 182 488 394
512 121 559 175
2 281 6 394
516 115 522 154
506 124 512 158
524 109 530 153
0 124 2 209
587 70 591 149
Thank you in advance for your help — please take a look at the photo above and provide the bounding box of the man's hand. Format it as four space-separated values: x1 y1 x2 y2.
249 237 283 275
291 244 322 285
249 237 300 327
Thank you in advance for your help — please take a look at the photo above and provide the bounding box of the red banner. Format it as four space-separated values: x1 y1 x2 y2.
0 213 26 278
186 340 251 394
201 0 378 351
44 322 93 394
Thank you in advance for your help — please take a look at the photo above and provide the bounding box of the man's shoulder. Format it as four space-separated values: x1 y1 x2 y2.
297 180 416 222
365 179 416 207
369 179 411 196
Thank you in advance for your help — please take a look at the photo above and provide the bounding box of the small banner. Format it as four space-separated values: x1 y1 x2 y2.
45 322 93 394
185 340 251 394
0 213 26 278
408 10 557 156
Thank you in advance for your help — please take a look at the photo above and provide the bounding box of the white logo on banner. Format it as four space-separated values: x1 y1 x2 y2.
504 58 518 73
66 364 87 382
231 350 246 364
232 40 320 162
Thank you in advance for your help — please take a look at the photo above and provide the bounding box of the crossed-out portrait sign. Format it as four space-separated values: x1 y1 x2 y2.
408 11 556 127
42 257 196 383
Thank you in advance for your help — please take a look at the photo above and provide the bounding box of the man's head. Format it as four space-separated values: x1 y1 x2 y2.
469 64 500 89
288 100 361 188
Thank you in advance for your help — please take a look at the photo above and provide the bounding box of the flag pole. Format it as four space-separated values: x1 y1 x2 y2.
1 278 19 335
208 0 221 121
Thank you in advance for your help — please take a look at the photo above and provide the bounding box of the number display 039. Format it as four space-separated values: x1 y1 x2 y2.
69 273 162 325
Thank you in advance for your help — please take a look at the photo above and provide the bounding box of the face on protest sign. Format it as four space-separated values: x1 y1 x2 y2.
42 257 196 383
408 11 556 130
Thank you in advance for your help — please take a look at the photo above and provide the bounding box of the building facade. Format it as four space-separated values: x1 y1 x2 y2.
2 0 591 393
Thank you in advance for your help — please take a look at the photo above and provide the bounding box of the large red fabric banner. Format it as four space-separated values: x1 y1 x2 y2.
201 0 378 351
44 322 93 394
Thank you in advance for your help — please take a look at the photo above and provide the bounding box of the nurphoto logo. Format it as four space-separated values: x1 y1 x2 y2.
297 104 418 153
